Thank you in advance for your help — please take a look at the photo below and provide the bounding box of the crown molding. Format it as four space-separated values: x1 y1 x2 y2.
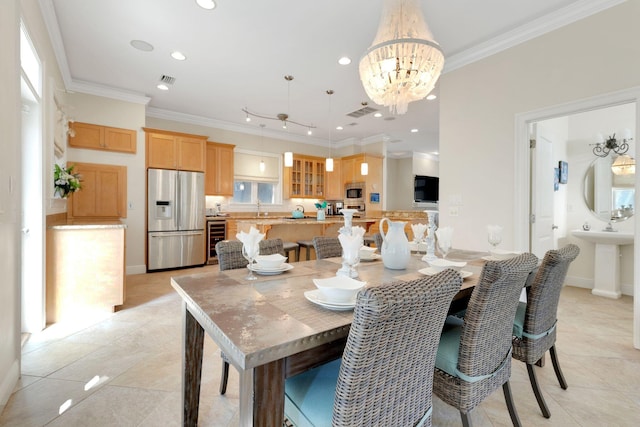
39 0 72 88
444 0 626 73
67 79 151 105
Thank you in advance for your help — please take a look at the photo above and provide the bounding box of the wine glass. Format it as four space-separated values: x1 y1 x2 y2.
242 243 258 281
437 239 451 259
488 231 502 250
344 251 360 278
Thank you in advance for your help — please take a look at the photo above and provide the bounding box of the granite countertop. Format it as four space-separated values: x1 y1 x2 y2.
49 220 127 230
235 217 375 225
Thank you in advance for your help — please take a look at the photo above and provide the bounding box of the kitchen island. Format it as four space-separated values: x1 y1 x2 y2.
235 216 376 245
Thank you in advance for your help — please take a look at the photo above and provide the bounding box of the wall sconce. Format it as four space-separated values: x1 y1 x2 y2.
593 129 633 157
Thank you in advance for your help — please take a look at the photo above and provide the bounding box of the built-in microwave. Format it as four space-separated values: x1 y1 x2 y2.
345 182 365 200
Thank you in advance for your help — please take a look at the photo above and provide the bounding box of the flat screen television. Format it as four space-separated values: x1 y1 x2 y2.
414 175 439 203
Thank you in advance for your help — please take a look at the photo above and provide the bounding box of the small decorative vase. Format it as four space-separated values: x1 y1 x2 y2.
317 210 325 221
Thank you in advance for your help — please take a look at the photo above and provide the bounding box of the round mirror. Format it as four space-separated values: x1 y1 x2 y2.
583 156 635 222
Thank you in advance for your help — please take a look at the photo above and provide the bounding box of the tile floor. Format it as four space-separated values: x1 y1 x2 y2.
1 265 639 426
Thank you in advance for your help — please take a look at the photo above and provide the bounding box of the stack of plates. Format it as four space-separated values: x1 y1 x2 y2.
419 268 472 279
304 289 356 311
247 263 293 275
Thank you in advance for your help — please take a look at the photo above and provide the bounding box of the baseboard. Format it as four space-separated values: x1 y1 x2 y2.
621 283 634 296
126 264 146 275
0 359 19 407
566 275 634 297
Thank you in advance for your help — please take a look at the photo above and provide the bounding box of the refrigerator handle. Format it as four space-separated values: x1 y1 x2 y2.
176 172 181 230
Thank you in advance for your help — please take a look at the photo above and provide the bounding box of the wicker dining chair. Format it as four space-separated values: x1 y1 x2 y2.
373 232 383 253
433 252 538 427
512 244 580 418
312 236 343 259
285 270 462 427
215 238 285 395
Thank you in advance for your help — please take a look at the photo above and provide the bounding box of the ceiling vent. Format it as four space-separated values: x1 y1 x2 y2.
159 75 176 85
346 122 358 127
346 106 378 118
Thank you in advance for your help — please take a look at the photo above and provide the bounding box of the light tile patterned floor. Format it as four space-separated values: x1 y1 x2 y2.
1 264 639 426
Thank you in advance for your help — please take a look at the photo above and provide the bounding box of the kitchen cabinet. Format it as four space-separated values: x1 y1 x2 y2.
144 128 207 172
325 158 342 200
68 121 137 154
284 154 325 199
341 154 383 214
205 142 235 196
68 162 127 219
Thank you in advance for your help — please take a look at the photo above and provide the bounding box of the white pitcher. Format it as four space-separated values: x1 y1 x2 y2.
379 218 411 270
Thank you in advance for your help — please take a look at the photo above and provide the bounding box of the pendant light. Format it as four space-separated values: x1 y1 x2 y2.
259 124 266 172
283 75 294 167
326 90 334 172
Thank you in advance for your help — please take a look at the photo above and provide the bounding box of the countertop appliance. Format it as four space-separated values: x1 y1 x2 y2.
147 168 205 271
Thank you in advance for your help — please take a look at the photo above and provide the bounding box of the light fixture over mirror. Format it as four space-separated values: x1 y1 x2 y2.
359 0 445 115
592 129 633 157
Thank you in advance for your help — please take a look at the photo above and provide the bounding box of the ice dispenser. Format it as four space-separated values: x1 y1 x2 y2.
155 200 173 219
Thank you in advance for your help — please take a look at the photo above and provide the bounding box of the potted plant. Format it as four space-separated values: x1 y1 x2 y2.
54 163 81 199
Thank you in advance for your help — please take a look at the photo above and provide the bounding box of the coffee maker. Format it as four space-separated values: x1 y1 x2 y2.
333 201 344 215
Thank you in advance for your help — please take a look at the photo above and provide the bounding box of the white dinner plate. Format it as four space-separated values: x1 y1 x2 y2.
304 289 356 311
359 253 381 262
248 263 293 275
418 267 472 279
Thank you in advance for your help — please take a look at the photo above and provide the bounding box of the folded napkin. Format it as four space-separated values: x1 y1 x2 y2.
339 233 364 262
435 226 454 249
236 226 265 259
411 223 428 242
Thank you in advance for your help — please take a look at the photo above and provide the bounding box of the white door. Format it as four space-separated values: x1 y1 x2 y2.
530 122 557 258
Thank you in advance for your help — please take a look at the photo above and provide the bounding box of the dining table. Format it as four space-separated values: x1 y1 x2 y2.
171 248 489 426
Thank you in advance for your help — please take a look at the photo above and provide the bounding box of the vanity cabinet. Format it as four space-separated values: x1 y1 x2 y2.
144 128 207 172
284 154 325 199
205 141 235 196
69 121 137 154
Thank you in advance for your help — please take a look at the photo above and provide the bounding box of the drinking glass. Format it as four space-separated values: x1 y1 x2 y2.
242 244 258 281
488 231 502 249
343 250 360 278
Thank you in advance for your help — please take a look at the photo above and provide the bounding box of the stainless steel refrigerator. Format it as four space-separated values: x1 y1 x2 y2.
147 168 205 271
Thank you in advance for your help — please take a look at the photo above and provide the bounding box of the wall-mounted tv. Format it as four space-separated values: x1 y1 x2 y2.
414 175 439 203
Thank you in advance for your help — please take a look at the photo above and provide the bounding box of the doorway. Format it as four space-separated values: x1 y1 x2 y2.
514 87 640 349
20 23 45 333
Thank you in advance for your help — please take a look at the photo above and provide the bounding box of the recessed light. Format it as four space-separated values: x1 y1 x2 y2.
130 40 154 52
411 128 419 133
373 112 383 118
171 51 187 61
196 0 216 10
157 84 169 91
336 126 343 131
426 94 437 100
338 56 351 65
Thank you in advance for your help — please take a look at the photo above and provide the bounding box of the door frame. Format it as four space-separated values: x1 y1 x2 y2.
514 85 640 349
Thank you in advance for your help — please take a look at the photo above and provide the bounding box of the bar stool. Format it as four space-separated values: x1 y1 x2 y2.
297 240 315 261
283 241 300 262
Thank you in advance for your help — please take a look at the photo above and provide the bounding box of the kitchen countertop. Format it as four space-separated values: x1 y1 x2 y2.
48 220 127 230
235 217 373 225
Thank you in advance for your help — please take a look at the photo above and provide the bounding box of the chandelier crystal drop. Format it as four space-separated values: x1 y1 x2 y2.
359 0 444 115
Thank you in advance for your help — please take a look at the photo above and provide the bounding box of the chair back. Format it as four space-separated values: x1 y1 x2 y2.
519 244 579 358
216 238 285 271
373 232 383 253
332 270 461 426
457 253 538 379
312 236 342 259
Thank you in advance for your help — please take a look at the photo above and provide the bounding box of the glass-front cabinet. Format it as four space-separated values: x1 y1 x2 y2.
284 154 325 199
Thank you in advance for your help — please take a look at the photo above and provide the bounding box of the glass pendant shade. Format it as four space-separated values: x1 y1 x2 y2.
359 0 444 115
361 162 369 176
259 160 266 172
326 157 334 172
611 154 635 175
284 151 293 167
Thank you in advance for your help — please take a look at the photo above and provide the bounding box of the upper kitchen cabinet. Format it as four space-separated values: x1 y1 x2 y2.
205 142 235 196
144 128 207 172
284 154 325 199
325 159 342 200
68 121 137 154
68 162 127 219
341 154 383 213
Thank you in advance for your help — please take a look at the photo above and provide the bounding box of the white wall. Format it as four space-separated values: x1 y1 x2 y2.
438 1 640 252
0 0 21 409
65 93 147 274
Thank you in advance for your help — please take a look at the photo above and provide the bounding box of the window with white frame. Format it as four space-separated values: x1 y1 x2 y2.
232 151 282 205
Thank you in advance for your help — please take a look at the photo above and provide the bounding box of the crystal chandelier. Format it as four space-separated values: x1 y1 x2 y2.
359 0 445 115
